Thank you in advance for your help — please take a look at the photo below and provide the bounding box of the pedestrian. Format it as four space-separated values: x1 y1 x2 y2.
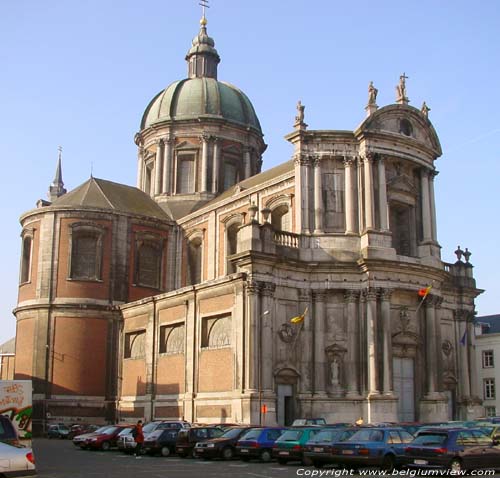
133 420 144 458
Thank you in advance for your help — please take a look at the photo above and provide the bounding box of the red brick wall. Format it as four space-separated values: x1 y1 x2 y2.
51 316 107 396
156 355 185 394
198 348 233 392
14 318 35 380
121 360 147 396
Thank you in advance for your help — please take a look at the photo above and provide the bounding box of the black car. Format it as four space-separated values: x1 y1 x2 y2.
0 416 19 445
194 427 256 460
143 429 179 456
175 426 224 457
303 427 357 468
402 427 500 472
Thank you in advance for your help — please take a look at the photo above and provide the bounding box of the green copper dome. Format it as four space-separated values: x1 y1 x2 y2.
140 77 262 133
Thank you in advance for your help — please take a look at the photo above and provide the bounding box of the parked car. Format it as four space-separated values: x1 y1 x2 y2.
143 429 179 457
0 442 36 476
236 427 287 462
317 427 414 470
272 427 321 465
176 426 225 458
47 423 70 439
194 426 256 460
119 421 189 453
72 426 109 447
476 422 500 440
84 425 131 451
401 427 500 472
303 427 357 468
292 418 327 427
68 424 99 440
0 415 19 445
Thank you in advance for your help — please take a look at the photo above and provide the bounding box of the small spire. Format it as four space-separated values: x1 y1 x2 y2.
48 146 67 202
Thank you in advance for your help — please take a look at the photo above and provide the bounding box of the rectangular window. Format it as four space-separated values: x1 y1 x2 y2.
177 154 195 193
223 161 237 190
323 171 345 231
124 330 146 359
484 378 496 400
485 406 497 417
483 350 494 368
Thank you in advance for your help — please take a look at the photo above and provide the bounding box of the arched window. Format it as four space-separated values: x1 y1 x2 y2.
271 205 291 232
68 223 105 281
226 222 240 274
20 235 33 284
390 203 416 257
124 330 145 359
135 237 163 289
160 324 185 354
202 315 232 348
187 237 202 285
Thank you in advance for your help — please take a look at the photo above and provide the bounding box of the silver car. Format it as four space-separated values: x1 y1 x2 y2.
0 442 36 476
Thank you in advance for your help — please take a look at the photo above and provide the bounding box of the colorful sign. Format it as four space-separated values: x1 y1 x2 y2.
0 380 32 439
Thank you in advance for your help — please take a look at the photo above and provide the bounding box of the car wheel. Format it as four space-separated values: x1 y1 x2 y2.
101 441 111 451
313 460 324 469
179 453 187 458
240 457 250 462
450 458 463 472
161 446 171 457
260 449 272 462
278 458 288 465
382 454 395 472
222 447 234 460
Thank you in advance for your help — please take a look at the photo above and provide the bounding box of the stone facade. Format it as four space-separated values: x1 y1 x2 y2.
14 17 483 429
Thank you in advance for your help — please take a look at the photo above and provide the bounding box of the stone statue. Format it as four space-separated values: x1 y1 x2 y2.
396 73 409 103
368 81 378 105
295 100 305 124
464 248 471 263
421 101 430 118
455 245 464 262
330 356 340 385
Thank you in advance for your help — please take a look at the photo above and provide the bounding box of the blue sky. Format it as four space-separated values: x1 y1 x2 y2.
1 0 499 345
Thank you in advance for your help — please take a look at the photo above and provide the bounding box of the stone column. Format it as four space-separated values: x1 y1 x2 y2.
245 279 261 391
162 136 173 194
212 137 220 193
244 147 252 180
260 283 275 391
303 158 311 234
425 297 438 396
313 156 323 233
154 140 163 196
294 155 311 234
314 291 327 394
365 288 379 394
363 154 375 230
380 289 393 394
136 147 144 190
429 170 438 242
200 135 209 193
343 157 356 234
420 168 432 242
456 310 471 399
344 290 359 396
299 289 313 394
377 156 389 231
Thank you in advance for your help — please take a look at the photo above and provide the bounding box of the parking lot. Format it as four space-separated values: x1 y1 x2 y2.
32 438 305 478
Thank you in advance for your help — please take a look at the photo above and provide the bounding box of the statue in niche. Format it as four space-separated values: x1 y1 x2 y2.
325 344 346 393
442 340 456 382
330 356 340 385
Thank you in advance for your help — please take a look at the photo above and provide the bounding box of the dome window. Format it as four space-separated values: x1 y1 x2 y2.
400 119 413 137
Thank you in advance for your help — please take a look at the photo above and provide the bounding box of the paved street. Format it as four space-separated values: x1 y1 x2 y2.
32 439 304 478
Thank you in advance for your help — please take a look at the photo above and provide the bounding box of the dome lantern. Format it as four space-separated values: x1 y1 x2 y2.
185 17 220 80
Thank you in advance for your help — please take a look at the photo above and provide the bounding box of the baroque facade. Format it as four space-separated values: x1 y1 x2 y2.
14 16 482 429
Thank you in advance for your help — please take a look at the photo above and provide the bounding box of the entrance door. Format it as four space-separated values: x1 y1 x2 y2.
393 357 415 421
277 384 293 426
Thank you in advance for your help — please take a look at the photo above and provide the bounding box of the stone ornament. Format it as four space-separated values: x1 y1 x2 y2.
325 343 347 389
395 73 409 104
421 101 430 118
277 323 297 343
368 81 378 105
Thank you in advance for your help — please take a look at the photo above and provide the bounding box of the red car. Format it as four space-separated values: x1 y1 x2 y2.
84 425 132 451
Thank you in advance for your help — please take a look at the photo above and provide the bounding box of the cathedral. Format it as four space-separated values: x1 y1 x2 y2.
14 14 483 431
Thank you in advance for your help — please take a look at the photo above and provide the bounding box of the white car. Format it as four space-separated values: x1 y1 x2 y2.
0 442 36 477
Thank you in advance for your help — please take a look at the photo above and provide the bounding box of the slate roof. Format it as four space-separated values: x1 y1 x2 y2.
475 314 500 334
50 177 170 221
0 337 15 354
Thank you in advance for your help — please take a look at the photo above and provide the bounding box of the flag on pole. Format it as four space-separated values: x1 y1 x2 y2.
418 285 432 299
290 307 308 324
460 328 467 346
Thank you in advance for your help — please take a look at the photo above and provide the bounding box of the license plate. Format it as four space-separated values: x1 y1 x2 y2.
313 447 323 452
279 451 290 456
414 459 428 465
240 449 249 453
342 450 354 455
197 449 204 453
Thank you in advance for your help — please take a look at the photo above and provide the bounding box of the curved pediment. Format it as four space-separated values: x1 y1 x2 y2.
355 104 442 160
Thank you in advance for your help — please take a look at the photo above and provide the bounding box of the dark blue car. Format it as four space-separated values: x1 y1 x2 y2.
323 427 414 470
236 427 287 462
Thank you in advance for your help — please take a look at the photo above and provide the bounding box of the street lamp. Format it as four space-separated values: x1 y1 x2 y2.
259 310 270 426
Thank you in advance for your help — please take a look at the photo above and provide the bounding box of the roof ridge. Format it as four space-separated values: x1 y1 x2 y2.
92 178 116 209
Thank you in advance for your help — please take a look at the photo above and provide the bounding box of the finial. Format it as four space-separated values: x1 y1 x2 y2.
463 248 471 263
421 101 430 118
365 81 379 116
199 0 209 25
48 146 67 202
395 73 410 104
454 245 464 262
294 100 307 131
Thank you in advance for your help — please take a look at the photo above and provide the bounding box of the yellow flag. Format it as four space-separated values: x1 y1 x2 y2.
290 307 308 324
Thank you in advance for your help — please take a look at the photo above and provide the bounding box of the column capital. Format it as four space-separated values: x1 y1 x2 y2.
313 290 327 302
343 290 359 303
293 154 310 166
453 308 474 322
298 288 312 301
378 288 393 301
246 279 262 295
420 166 431 178
343 156 356 167
363 288 378 301
164 135 174 145
310 154 321 167
155 138 164 146
430 169 439 179
260 282 276 297
423 294 442 308
200 133 210 142
363 152 375 163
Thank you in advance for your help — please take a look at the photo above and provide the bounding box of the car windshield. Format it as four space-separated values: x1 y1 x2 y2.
118 428 132 436
412 434 447 446
309 429 343 443
221 428 246 439
93 426 110 434
278 430 302 441
143 422 159 433
239 429 261 440
157 422 181 430
101 426 119 434
60 425 69 430
348 429 385 442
